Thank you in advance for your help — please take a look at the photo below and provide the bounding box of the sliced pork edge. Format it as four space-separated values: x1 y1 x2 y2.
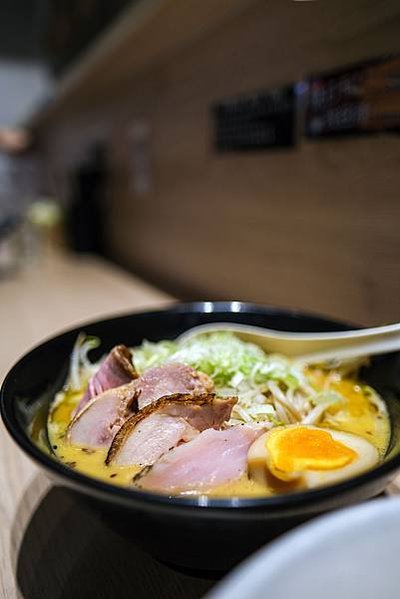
68 382 138 449
106 413 199 467
135 425 262 493
75 344 138 415
134 362 215 410
106 393 237 466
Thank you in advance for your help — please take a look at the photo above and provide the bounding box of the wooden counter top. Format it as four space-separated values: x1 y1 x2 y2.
1 251 399 598
0 251 171 381
0 251 214 598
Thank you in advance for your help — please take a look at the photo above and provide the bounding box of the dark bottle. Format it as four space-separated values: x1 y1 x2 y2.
67 144 108 256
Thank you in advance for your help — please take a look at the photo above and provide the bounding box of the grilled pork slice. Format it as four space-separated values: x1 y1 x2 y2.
75 345 137 415
135 426 261 493
106 393 237 467
107 413 199 467
134 363 214 410
68 382 137 448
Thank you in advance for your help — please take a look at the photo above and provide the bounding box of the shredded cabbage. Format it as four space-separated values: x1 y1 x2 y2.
133 332 321 425
135 333 306 384
68 331 358 427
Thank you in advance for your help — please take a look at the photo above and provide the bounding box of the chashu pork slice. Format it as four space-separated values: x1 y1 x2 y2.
68 382 137 449
135 426 262 494
75 345 138 415
133 363 214 410
106 393 237 467
106 413 199 468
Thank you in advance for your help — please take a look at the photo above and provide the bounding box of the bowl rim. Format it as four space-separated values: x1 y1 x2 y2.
2 300 400 512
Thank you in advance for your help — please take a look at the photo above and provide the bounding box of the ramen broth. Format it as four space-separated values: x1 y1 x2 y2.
47 367 390 497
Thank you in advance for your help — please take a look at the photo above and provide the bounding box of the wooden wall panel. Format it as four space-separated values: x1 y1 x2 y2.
40 0 400 326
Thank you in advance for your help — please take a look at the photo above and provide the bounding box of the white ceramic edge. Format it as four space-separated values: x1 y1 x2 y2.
207 496 400 599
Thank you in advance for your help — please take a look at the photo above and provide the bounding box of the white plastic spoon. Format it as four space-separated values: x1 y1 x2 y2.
177 321 400 363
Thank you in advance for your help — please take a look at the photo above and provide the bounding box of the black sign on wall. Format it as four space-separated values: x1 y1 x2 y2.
212 85 296 151
306 55 400 139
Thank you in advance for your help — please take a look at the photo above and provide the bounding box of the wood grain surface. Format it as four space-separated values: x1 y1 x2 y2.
1 251 399 598
39 0 400 326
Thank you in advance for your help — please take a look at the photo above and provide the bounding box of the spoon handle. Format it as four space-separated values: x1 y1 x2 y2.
297 332 400 363
178 322 400 362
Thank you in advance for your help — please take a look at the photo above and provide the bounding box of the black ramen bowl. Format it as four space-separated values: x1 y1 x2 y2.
2 302 400 571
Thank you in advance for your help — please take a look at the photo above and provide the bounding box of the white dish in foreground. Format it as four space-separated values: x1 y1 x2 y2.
208 497 400 599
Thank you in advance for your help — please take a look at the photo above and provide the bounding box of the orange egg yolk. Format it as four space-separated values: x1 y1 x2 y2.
266 427 357 473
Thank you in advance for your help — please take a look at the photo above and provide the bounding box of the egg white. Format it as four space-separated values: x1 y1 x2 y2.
247 425 379 490
302 427 379 488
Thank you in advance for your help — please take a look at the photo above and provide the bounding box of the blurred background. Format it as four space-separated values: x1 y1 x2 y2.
1 0 400 326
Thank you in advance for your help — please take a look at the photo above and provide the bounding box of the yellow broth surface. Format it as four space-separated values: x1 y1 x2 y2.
309 371 389 457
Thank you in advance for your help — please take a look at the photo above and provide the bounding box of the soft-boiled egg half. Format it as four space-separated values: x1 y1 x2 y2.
248 424 379 490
